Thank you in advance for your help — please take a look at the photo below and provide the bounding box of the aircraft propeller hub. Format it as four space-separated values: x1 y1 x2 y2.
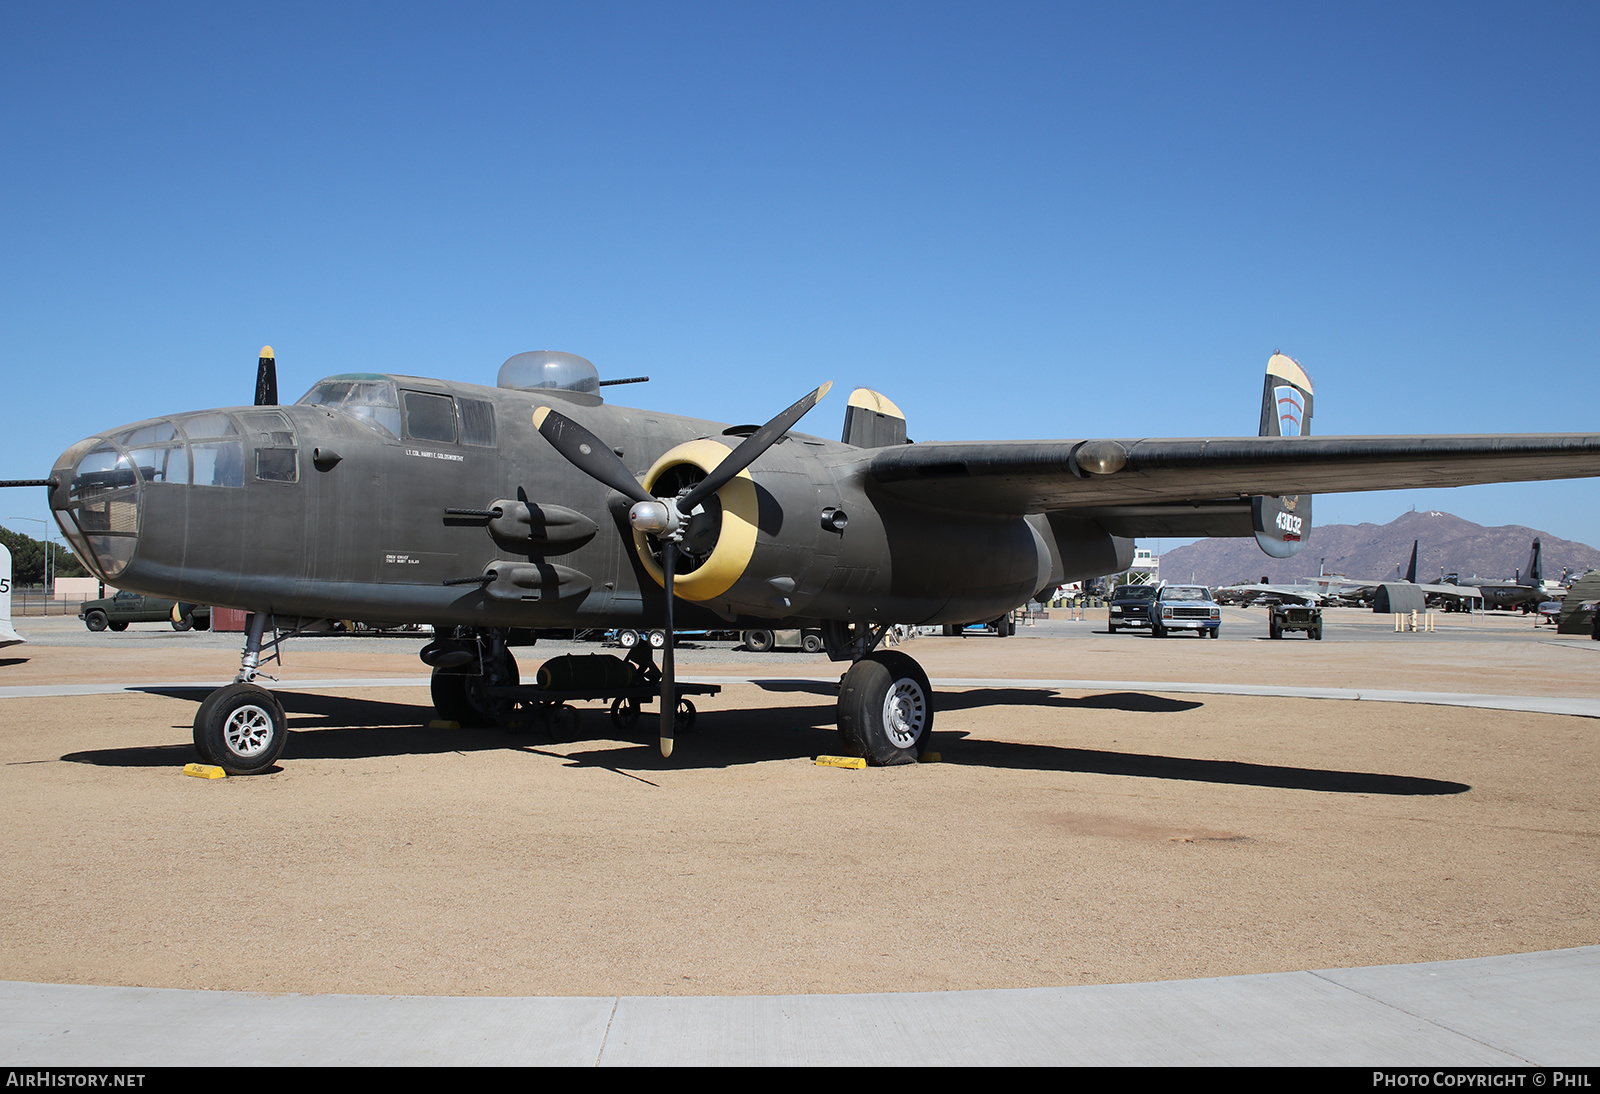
628 498 680 538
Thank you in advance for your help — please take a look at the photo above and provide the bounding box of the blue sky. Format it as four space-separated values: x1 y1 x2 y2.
3 2 1597 554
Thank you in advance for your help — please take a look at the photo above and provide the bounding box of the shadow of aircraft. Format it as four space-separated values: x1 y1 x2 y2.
65 686 1467 795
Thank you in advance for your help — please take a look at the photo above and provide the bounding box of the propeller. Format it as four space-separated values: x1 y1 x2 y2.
533 381 832 757
255 346 278 406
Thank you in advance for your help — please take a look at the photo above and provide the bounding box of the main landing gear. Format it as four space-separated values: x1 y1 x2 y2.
825 621 935 766
422 627 521 727
412 621 937 768
193 611 289 775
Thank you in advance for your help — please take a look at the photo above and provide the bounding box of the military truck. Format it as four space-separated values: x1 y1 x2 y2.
79 590 210 632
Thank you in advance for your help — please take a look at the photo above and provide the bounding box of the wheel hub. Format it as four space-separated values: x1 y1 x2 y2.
881 680 926 749
223 705 275 758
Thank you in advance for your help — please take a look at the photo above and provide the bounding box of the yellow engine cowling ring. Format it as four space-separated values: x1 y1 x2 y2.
633 439 759 601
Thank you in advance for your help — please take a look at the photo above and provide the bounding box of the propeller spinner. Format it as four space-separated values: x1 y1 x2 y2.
533 382 831 757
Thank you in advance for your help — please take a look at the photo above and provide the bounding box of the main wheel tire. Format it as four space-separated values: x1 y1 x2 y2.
837 650 933 766
744 629 775 653
192 683 288 775
171 616 193 632
430 648 520 727
108 621 128 631
85 611 108 632
802 632 825 654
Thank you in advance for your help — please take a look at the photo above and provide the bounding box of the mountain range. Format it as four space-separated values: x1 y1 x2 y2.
1155 510 1600 588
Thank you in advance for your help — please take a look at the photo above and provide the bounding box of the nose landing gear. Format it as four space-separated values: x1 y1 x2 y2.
192 611 288 775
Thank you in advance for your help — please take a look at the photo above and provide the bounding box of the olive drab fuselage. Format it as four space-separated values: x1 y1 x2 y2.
50 375 1092 632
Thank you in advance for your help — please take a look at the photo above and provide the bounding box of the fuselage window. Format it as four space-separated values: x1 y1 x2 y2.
403 391 457 443
256 448 298 483
191 443 245 488
458 398 495 446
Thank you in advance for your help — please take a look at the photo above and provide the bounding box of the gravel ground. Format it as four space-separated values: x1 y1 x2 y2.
1 607 1595 998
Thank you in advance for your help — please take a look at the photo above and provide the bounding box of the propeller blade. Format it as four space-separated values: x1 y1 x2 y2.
532 406 654 506
659 539 676 758
678 382 831 512
254 346 278 406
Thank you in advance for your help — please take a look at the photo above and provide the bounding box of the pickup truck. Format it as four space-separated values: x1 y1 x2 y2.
79 590 211 632
1151 585 1222 639
1107 584 1158 632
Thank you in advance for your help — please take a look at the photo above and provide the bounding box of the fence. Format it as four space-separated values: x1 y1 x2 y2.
9 586 83 617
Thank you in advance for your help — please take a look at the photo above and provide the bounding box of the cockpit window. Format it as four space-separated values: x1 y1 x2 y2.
458 397 495 446
403 391 456 443
297 376 402 438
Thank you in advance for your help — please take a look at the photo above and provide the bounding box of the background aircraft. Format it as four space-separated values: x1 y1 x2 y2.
1440 540 1547 612
22 348 1600 774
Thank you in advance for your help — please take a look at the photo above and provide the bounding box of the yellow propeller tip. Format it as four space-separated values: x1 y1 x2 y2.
259 346 274 359
532 406 550 428
818 380 833 400
660 737 674 758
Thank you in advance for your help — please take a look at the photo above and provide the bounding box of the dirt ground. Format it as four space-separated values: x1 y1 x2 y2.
1 609 1596 997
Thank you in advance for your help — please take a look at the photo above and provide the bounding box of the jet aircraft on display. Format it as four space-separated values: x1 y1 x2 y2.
17 347 1600 774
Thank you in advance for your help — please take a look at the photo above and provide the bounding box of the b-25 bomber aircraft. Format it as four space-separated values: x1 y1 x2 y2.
29 347 1600 774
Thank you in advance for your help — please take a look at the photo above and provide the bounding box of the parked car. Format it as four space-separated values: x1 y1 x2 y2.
1107 584 1158 632
1152 585 1222 638
79 590 210 632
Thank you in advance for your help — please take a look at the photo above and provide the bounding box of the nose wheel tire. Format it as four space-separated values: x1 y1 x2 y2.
193 683 288 775
838 650 933 766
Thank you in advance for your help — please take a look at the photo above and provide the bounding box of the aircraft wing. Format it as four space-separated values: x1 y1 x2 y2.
1217 584 1323 605
1415 583 1482 600
861 434 1600 534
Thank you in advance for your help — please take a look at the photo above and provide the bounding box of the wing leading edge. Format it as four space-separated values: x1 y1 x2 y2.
860 434 1600 537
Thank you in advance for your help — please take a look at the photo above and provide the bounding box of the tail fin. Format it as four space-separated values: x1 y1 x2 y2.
0 544 24 648
1251 352 1315 559
1526 539 1542 586
841 388 907 448
1406 540 1419 583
